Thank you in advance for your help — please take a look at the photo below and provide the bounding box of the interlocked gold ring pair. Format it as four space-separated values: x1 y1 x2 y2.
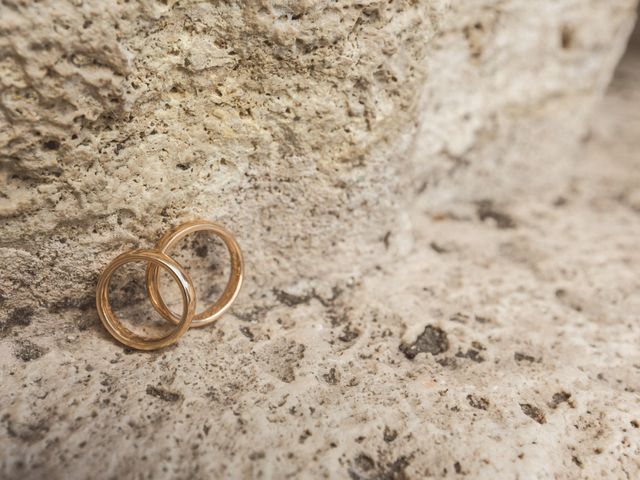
95 220 243 351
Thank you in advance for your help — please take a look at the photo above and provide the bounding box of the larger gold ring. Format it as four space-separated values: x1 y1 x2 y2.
145 220 244 328
96 249 196 350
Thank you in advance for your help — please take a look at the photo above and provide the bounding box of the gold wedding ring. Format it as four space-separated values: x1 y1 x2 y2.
96 249 196 350
146 220 244 328
95 220 244 350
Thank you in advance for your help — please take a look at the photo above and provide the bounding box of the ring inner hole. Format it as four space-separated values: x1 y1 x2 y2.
158 231 229 317
108 260 182 337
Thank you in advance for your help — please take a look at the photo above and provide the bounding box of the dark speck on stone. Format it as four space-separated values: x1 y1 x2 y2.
195 244 208 258
12 306 34 325
553 196 568 207
15 340 46 362
338 324 360 342
383 231 391 249
383 426 398 442
5 418 49 443
549 391 573 409
430 241 449 254
353 453 375 472
299 429 312 443
323 367 340 385
249 451 265 461
449 312 469 323
455 348 485 363
1 306 34 337
436 356 458 368
474 315 491 324
476 199 516 229
400 325 449 359
520 403 546 424
43 139 60 150
514 352 537 363
240 326 254 341
273 289 311 307
380 456 411 479
467 394 489 410
49 295 95 313
146 385 183 402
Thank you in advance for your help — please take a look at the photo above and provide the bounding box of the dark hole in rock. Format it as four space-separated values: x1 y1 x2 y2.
476 199 516 229
0 306 35 337
400 325 449 359
514 352 537 363
549 391 573 409
383 426 398 442
456 348 485 363
323 367 340 385
338 323 360 342
145 385 183 402
14 340 46 362
42 139 60 150
520 403 546 424
561 25 575 49
239 326 254 341
353 453 375 472
467 394 489 410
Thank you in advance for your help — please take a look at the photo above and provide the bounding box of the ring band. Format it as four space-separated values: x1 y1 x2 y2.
96 249 196 350
145 220 244 328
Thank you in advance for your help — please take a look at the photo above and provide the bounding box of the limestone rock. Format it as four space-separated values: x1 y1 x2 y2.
0 0 635 314
1 1 639 478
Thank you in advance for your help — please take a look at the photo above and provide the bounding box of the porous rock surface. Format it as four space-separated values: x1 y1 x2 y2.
1 1 639 479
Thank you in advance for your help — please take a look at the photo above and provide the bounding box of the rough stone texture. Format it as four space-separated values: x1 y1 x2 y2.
1 1 640 479
0 0 449 311
1 0 637 313
411 0 640 204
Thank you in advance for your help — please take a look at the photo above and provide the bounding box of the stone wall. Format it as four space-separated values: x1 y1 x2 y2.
1 2 639 479
1 0 636 318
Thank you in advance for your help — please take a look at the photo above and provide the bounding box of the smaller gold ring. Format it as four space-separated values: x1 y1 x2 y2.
96 249 196 350
145 220 243 328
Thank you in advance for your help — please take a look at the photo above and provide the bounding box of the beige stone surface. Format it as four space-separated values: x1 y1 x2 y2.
0 0 449 310
1 1 640 479
0 0 636 312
